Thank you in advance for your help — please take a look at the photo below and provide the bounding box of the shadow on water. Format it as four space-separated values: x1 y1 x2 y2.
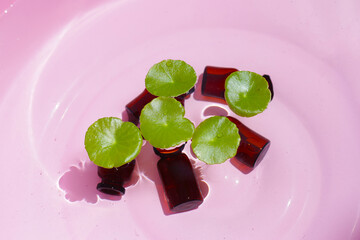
58 159 140 203
58 161 99 204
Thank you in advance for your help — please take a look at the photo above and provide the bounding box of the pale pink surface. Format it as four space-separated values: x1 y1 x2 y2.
1 0 360 239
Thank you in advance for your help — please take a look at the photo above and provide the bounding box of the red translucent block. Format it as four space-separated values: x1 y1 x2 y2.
125 88 194 125
153 143 186 158
201 66 238 99
97 160 136 196
201 66 274 100
228 116 270 168
157 153 203 213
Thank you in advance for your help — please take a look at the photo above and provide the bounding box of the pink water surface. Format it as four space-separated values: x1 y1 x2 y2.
0 0 360 239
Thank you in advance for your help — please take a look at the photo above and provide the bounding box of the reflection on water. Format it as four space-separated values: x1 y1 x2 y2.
203 105 228 117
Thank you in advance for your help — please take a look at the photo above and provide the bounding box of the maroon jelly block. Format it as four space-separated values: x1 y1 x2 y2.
201 66 274 100
201 66 238 99
125 88 193 125
227 116 270 168
153 143 186 158
97 160 136 196
125 89 157 125
157 153 203 213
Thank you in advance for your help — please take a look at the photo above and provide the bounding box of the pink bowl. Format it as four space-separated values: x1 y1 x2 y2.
1 0 359 239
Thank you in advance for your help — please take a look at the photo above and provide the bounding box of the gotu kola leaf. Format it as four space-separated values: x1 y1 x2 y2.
85 117 143 168
191 116 240 164
225 71 271 117
145 59 197 97
140 97 195 149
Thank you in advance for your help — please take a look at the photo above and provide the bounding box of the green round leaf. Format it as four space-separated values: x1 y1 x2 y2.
140 97 195 149
85 117 143 168
191 116 240 164
145 59 197 97
225 71 271 117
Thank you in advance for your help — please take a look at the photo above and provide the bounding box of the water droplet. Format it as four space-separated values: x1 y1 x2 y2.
166 61 172 67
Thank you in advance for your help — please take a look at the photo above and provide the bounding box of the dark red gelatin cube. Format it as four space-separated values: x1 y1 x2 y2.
201 66 274 101
157 153 203 213
153 143 186 158
97 160 136 196
125 89 191 125
201 66 238 99
227 117 270 168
